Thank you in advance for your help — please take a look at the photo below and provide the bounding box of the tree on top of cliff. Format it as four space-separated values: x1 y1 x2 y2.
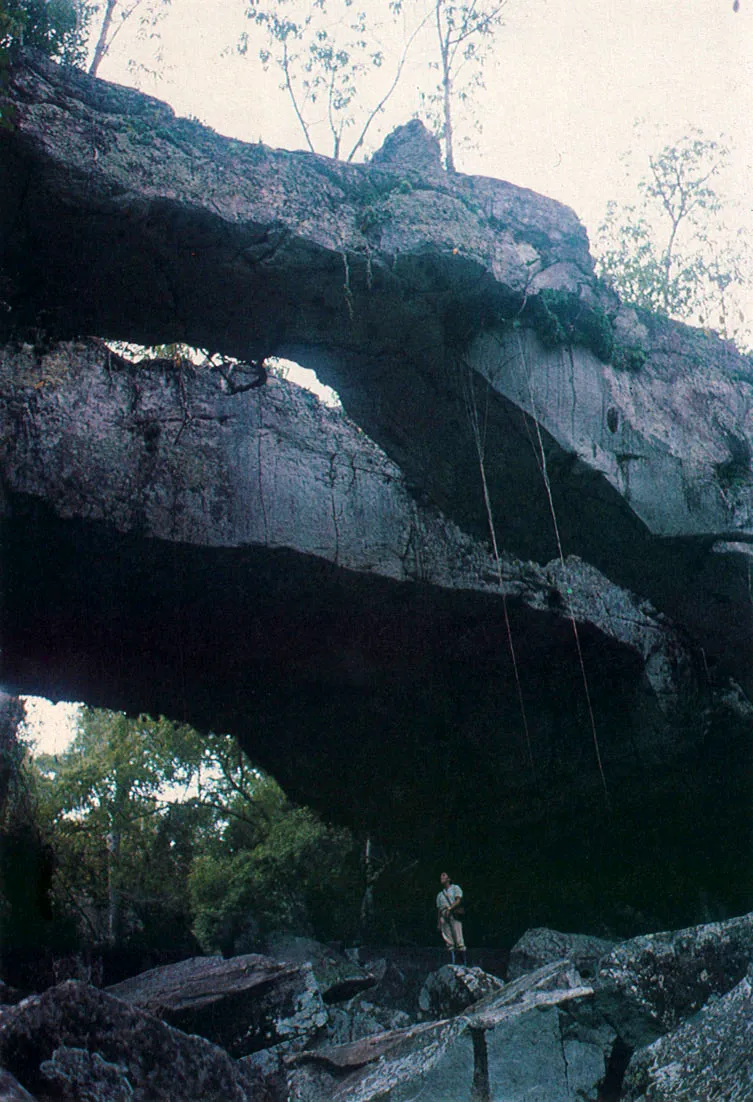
594 131 751 347
0 0 170 78
87 0 171 78
423 0 506 171
241 0 431 162
0 0 88 64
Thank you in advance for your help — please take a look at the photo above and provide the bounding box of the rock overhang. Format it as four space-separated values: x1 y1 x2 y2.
2 50 753 937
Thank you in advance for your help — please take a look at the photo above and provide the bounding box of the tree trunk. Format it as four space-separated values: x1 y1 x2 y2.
360 835 375 928
89 0 118 77
106 827 122 944
436 6 455 174
442 68 455 172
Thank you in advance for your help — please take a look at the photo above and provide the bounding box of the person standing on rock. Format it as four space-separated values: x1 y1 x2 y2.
436 871 466 965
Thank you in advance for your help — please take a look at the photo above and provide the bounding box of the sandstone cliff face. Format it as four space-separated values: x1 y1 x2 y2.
2 50 753 937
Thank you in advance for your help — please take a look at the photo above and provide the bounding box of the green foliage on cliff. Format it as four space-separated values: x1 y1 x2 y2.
594 132 751 347
524 289 615 364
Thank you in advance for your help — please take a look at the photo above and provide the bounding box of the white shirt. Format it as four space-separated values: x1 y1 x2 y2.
436 883 463 913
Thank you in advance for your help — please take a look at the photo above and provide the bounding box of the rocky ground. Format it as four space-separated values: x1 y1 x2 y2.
2 914 753 1100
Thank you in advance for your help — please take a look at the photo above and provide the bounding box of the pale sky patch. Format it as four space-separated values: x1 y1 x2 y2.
21 696 81 756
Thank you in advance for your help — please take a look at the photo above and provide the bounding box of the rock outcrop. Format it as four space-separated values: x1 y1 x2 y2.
594 912 753 1047
105 953 327 1057
621 970 753 1102
0 980 261 1100
0 337 686 698
2 50 753 937
507 927 616 982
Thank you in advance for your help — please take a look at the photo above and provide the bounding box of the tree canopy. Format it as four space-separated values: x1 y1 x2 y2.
594 131 751 347
29 708 361 955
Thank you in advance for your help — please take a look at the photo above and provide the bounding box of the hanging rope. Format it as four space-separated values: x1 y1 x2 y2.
456 357 537 783
512 329 611 807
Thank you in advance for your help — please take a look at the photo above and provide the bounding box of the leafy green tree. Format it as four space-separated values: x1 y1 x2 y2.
35 708 201 946
32 711 360 954
424 0 506 171
594 132 751 344
0 0 87 63
187 732 360 952
241 0 428 161
0 0 170 76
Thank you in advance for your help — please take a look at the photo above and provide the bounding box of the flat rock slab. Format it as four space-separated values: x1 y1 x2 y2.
0 980 260 1101
465 959 593 1030
287 1018 465 1101
106 953 327 1056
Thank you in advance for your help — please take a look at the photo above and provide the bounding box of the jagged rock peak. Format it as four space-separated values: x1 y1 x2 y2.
370 119 443 174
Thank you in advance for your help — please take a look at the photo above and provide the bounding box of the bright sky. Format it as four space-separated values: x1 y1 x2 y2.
21 696 81 755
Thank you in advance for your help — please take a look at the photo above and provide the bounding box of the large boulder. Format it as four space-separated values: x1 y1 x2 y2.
0 980 261 1100
262 936 375 1004
106 953 327 1056
418 964 505 1019
287 1018 466 1102
507 927 616 981
594 912 753 1047
621 969 753 1102
322 996 413 1047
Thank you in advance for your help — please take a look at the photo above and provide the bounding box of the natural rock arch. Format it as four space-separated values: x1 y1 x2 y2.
2 51 753 938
